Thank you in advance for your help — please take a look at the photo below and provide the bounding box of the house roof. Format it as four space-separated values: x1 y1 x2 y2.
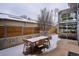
0 13 38 24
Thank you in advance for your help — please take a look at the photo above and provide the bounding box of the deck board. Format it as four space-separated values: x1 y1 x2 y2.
40 39 79 56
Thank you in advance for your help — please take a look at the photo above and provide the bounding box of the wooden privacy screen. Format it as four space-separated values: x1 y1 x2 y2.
7 26 22 37
0 26 5 38
34 27 40 34
23 27 40 35
0 26 40 37
23 27 33 35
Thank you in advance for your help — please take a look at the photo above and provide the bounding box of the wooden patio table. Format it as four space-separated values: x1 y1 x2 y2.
23 36 50 55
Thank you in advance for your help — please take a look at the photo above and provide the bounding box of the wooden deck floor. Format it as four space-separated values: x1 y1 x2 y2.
40 39 79 56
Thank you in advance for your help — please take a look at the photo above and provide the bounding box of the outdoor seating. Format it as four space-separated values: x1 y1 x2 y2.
35 39 50 52
22 36 50 55
36 40 44 48
22 39 32 55
44 39 50 48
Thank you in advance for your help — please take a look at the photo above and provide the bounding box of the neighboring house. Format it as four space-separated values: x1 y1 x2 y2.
58 3 79 40
0 13 40 50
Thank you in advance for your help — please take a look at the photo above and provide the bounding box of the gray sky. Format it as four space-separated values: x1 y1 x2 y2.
0 3 69 20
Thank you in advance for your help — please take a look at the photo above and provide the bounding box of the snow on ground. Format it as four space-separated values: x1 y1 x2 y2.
0 34 61 56
0 44 24 56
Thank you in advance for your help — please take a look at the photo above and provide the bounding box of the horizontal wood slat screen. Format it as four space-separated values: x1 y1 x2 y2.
34 27 40 33
0 26 5 38
23 27 34 35
0 26 40 37
23 27 40 35
7 26 22 37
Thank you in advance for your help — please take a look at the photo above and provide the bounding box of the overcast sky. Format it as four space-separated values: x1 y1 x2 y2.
0 3 69 21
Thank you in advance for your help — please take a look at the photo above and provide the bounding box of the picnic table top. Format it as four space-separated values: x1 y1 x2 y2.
23 36 49 42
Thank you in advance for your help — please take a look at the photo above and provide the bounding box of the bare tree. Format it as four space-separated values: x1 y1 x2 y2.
53 8 59 26
38 8 53 32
